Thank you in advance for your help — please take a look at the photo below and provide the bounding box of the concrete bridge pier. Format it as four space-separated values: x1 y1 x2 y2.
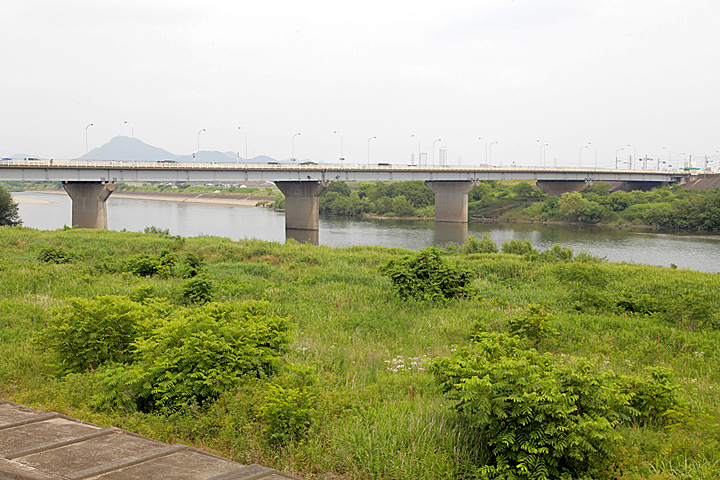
275 181 329 233
62 181 115 229
425 180 479 223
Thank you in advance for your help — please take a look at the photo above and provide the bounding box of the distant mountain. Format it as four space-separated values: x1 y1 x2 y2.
3 136 315 164
82 136 177 162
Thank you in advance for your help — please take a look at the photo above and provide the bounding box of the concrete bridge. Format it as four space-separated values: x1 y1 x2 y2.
0 159 684 232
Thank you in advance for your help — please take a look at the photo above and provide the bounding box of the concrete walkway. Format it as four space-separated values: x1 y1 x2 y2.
0 399 301 480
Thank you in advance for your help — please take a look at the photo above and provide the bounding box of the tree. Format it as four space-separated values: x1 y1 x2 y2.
0 186 21 226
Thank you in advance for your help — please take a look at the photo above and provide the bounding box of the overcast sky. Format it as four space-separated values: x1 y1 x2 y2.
3 0 719 168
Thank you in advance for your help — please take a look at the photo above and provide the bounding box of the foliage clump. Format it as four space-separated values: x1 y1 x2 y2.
431 332 682 480
123 249 178 277
463 234 498 254
37 297 291 413
507 304 558 347
501 238 534 255
37 245 77 264
35 296 144 373
379 247 475 301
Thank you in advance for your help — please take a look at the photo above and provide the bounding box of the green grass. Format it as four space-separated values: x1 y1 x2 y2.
1 225 720 479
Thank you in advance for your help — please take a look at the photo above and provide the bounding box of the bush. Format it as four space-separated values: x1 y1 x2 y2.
463 234 498 254
123 249 178 277
182 274 214 304
431 332 621 480
94 300 291 413
37 245 77 264
379 247 475 301
507 304 558 347
259 384 316 445
36 296 145 374
501 238 534 255
612 366 681 427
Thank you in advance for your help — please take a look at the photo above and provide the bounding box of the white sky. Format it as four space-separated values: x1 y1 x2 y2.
2 0 719 167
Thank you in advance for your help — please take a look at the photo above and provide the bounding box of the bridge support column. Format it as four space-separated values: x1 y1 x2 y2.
62 181 115 229
275 181 329 231
425 181 479 223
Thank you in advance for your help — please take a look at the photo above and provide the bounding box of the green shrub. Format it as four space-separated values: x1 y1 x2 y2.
36 296 145 374
463 234 498 254
37 245 77 264
501 238 534 255
431 332 621 480
612 366 681 427
507 304 558 347
615 289 661 315
143 225 170 236
182 274 214 304
379 247 475 301
259 384 316 445
553 262 608 306
126 300 290 412
123 249 178 277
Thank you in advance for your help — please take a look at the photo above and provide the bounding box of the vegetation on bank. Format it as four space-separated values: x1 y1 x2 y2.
1 226 720 479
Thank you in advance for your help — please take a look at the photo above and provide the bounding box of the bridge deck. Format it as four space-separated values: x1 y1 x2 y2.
0 159 684 184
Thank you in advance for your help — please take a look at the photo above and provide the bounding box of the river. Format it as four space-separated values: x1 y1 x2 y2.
12 191 720 273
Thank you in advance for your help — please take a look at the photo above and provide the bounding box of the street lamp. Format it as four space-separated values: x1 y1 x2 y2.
478 137 487 165
292 133 301 162
333 131 344 163
489 141 499 165
432 138 442 166
238 126 247 162
411 134 420 166
537 140 548 167
367 136 376 165
196 129 206 163
85 123 93 160
615 147 625 169
626 144 636 170
124 121 134 162
579 143 591 167
662 147 671 170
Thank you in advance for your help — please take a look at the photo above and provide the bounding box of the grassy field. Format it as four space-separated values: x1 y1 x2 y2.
1 226 719 479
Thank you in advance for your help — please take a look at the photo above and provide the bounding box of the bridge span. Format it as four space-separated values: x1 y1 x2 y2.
1 159 685 233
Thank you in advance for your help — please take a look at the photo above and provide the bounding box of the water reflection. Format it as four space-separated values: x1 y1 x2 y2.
433 222 468 246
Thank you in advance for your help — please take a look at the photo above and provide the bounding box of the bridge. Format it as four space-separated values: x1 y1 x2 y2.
0 158 685 233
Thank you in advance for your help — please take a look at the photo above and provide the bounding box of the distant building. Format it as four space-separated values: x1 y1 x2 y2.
419 152 428 166
439 147 447 166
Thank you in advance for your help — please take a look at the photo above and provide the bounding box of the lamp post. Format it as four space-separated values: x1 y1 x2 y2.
627 144 636 170
662 147 671 170
489 141 499 165
333 130 344 163
124 121 134 162
432 138 442 166
537 140 548 167
676 152 686 169
579 143 591 167
292 133 301 162
196 128 206 164
85 123 93 160
411 134 420 166
478 137 487 165
591 142 597 168
237 126 247 162
367 136 376 165
615 147 625 169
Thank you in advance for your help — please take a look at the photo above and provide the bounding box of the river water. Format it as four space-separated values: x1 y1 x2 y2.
12 191 720 273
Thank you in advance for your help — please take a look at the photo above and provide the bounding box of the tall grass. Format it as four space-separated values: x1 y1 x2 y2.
1 225 720 479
